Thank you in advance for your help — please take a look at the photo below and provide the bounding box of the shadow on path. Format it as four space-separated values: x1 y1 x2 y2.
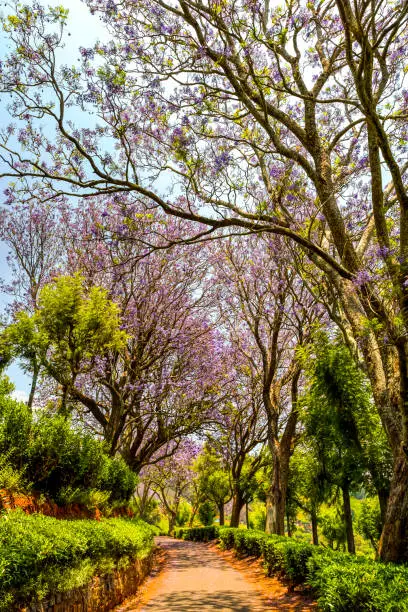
141 588 264 611
137 537 269 611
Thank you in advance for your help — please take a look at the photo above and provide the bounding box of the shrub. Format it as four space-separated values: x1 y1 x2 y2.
174 526 219 542
198 500 216 526
218 527 236 549
308 559 408 611
0 390 137 507
0 510 154 610
0 453 25 492
176 500 191 527
231 529 269 558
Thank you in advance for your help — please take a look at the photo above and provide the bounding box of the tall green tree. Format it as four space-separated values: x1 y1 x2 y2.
194 446 231 526
300 335 392 554
1 275 126 416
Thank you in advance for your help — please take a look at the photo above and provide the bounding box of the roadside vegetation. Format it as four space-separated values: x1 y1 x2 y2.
0 512 155 611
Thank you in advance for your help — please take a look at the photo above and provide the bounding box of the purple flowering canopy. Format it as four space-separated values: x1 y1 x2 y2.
1 0 408 561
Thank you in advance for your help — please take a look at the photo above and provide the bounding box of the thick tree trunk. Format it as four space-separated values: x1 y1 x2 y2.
219 503 225 526
377 489 388 526
311 509 319 546
265 371 299 535
378 450 408 562
230 490 244 527
342 485 355 554
265 480 286 535
335 278 408 560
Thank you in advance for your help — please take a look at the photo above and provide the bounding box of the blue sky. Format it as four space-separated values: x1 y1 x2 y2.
0 0 108 399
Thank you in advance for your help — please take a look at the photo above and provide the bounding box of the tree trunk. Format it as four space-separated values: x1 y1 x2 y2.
378 449 408 562
336 277 408 561
377 489 388 526
168 511 176 535
27 361 39 411
189 505 197 527
286 511 292 537
246 503 249 529
265 369 300 536
265 481 286 535
311 509 319 546
342 485 355 554
230 490 244 527
219 503 225 526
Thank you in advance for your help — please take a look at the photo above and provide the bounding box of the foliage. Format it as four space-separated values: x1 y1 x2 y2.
0 511 155 610
193 446 231 514
319 506 347 551
299 335 392 552
308 558 408 611
0 381 137 506
357 498 383 554
174 525 220 542
141 441 198 534
3 0 408 562
176 500 191 527
0 454 25 492
248 500 267 532
198 500 216 526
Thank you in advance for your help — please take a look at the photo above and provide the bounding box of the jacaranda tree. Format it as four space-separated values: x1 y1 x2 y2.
1 0 408 560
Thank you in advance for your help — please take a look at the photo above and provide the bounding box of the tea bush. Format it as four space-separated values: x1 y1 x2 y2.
0 511 155 610
308 558 408 611
174 525 220 541
0 391 137 506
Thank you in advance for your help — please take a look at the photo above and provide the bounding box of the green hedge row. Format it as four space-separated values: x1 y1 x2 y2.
175 526 408 611
0 511 155 610
174 525 219 542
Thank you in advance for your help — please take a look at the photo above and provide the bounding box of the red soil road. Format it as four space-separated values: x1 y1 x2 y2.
115 537 317 611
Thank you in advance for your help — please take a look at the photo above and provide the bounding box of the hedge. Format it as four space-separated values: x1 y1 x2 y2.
174 525 219 542
175 526 408 611
0 511 155 610
0 394 138 506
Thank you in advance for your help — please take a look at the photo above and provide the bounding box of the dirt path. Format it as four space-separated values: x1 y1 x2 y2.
115 537 316 611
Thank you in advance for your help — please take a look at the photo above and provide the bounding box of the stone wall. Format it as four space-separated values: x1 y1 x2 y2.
0 489 134 520
22 552 154 612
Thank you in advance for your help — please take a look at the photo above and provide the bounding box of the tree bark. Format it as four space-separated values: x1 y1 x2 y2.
219 503 225 526
377 489 388 526
311 509 319 546
265 474 286 535
168 512 176 535
230 490 244 527
342 484 355 554
378 449 408 562
27 361 39 411
189 505 197 527
265 370 300 535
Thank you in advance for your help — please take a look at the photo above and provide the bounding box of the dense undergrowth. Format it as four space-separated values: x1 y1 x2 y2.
0 511 156 610
174 526 408 611
0 379 137 510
